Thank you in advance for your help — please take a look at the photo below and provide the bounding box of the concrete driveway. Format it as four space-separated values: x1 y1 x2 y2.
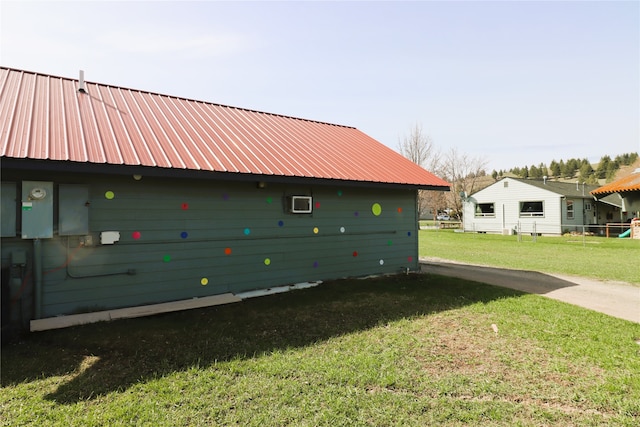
420 257 640 324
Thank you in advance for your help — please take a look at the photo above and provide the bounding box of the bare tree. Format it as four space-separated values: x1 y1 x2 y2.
397 123 444 219
439 147 488 219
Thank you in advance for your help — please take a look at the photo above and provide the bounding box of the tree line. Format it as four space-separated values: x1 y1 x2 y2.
495 152 638 184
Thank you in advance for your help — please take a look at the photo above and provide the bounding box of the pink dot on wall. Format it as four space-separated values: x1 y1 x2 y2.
132 231 141 240
408 256 413 262
315 201 321 209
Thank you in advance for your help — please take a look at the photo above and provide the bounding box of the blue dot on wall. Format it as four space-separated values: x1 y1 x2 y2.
278 220 284 227
244 228 251 235
407 231 412 237
181 231 188 239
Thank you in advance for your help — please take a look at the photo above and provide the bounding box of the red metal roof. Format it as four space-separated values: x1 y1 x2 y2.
0 67 449 189
590 170 640 196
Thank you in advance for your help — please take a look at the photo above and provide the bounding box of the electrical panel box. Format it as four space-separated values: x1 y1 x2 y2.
21 181 54 239
59 184 89 235
1 182 17 237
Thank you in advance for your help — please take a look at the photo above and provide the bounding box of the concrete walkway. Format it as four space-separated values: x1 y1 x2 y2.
420 257 640 324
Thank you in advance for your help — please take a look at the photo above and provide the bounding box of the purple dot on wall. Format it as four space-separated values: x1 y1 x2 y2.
278 220 284 227
222 193 229 201
132 231 141 240
354 211 359 217
181 231 188 239
313 261 319 268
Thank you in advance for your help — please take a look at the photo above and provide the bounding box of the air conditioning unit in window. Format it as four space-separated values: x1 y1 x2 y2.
288 196 312 214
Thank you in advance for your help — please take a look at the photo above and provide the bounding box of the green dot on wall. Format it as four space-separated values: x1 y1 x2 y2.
372 203 382 216
163 255 171 262
264 258 271 266
105 191 115 200
266 197 272 204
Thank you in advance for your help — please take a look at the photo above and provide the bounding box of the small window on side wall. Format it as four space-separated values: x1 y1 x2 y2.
566 200 574 219
287 196 312 214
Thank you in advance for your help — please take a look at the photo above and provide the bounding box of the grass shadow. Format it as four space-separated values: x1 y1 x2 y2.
1 273 524 404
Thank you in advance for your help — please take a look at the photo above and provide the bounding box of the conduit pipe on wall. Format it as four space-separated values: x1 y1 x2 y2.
33 239 43 319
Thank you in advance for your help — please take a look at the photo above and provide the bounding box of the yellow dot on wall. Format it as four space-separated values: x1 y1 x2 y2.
372 203 382 216
313 227 319 234
201 278 209 286
105 191 115 200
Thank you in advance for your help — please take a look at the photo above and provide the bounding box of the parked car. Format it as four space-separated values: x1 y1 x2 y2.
436 213 450 221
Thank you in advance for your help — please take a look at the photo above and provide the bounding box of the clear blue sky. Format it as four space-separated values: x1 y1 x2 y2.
1 1 638 173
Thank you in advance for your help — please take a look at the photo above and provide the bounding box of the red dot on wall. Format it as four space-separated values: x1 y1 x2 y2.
353 251 358 257
132 231 141 240
315 201 321 209
408 256 413 262
182 203 189 210
224 247 232 255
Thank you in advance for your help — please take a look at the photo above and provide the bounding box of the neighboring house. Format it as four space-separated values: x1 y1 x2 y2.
590 168 640 222
0 67 449 332
462 177 617 235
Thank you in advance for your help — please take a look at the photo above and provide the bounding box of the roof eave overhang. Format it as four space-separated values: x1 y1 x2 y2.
0 158 450 191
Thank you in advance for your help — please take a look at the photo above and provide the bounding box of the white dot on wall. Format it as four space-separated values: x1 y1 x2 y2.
340 227 345 233
379 259 384 265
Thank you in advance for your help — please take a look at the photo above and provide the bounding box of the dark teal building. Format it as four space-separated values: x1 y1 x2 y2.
0 67 449 332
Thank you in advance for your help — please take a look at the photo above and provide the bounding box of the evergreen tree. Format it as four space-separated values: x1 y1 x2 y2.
549 160 561 178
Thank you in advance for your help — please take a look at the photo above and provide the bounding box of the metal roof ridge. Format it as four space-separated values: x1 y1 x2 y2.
0 66 356 130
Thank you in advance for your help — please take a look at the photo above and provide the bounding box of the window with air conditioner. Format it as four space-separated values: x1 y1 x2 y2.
287 196 312 214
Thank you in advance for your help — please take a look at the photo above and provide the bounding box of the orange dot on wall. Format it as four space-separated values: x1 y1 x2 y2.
397 207 403 213
224 247 232 255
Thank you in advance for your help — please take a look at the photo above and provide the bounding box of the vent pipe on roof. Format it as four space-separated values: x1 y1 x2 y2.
543 176 547 185
78 70 87 93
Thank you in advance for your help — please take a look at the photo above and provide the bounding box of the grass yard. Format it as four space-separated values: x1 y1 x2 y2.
2 274 640 426
419 229 639 285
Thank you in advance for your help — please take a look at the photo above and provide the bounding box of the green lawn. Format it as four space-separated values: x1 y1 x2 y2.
419 229 639 285
2 274 640 426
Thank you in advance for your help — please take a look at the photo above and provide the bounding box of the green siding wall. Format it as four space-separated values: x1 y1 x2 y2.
2 173 420 318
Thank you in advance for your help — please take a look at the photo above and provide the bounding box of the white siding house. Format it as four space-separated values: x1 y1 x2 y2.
463 178 614 235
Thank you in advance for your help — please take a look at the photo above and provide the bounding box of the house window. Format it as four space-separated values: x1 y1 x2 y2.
566 200 574 220
503 181 509 188
475 203 495 217
585 202 591 211
519 201 544 217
